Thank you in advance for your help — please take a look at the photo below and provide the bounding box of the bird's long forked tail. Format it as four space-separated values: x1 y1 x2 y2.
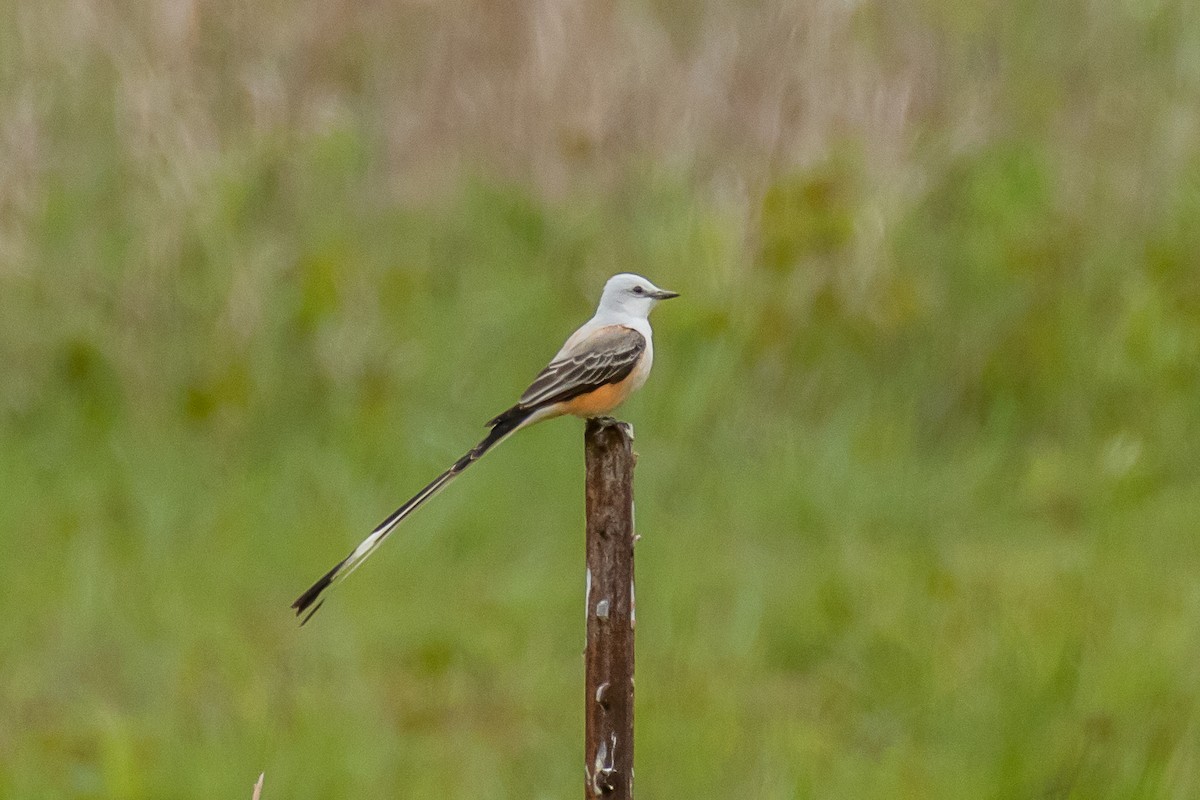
291 406 534 624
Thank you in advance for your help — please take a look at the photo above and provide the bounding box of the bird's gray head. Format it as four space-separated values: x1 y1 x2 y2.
596 273 679 318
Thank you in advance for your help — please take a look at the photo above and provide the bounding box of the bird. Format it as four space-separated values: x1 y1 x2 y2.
292 273 679 622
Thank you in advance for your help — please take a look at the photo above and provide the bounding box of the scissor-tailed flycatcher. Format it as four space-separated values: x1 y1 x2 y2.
293 273 678 622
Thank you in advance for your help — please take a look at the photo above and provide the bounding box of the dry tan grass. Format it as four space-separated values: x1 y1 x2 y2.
1 1 933 218
6 0 1197 265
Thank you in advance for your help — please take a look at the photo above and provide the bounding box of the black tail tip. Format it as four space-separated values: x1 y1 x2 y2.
292 559 346 623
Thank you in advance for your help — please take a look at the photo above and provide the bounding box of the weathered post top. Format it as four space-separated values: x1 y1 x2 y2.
583 417 636 799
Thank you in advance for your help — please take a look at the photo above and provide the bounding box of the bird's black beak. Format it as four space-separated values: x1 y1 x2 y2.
652 289 680 300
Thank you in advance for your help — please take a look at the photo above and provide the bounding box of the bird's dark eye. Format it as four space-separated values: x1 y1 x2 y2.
632 285 644 294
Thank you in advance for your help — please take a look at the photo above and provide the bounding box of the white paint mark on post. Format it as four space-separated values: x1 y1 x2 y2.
630 580 636 629
590 733 618 795
585 568 592 618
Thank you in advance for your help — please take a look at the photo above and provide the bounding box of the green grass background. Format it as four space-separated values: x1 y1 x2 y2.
2 1 1200 797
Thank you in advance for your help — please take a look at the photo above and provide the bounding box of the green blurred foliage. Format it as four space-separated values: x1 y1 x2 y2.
2 0 1200 798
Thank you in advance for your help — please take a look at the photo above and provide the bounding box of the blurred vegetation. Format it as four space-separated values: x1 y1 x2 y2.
2 0 1200 797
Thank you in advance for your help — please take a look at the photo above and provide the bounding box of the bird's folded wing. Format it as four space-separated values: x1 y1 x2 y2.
518 325 646 408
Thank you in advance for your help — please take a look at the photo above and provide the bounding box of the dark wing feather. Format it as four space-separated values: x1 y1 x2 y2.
517 326 646 409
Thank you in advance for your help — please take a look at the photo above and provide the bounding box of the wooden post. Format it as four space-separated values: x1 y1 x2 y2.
583 418 636 798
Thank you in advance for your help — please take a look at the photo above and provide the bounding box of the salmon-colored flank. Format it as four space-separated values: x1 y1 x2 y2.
556 373 637 418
